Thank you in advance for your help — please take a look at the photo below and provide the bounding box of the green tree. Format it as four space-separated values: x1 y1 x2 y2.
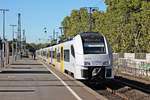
61 0 150 53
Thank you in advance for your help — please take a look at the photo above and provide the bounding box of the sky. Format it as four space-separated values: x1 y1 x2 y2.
0 0 106 43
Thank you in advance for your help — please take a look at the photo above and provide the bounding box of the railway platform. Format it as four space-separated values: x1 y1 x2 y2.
0 58 106 100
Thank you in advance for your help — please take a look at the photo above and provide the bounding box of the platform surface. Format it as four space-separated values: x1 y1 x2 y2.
0 58 106 100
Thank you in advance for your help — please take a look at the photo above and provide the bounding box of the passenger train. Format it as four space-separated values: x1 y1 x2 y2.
36 32 113 80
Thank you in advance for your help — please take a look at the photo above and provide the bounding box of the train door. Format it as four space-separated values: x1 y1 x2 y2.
60 46 64 72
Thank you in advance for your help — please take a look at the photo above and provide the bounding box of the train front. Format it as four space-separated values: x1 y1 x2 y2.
74 32 113 80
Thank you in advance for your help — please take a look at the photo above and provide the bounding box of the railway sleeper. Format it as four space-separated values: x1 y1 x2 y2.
107 88 129 100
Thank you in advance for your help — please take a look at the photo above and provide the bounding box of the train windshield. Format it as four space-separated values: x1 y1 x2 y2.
80 33 106 54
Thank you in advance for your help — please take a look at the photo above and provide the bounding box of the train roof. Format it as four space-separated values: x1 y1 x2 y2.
37 32 104 50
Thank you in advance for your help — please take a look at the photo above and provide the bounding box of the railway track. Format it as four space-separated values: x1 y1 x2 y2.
83 76 150 100
115 76 150 94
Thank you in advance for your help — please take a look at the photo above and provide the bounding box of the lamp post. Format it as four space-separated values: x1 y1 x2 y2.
10 25 17 40
59 26 67 37
15 32 18 61
0 9 9 40
83 7 98 32
0 9 9 67
59 27 63 36
10 24 17 63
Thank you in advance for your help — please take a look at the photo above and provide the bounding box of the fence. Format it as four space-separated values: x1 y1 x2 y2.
113 53 150 79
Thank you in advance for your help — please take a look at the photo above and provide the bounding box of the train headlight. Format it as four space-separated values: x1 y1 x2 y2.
84 61 91 66
103 61 109 66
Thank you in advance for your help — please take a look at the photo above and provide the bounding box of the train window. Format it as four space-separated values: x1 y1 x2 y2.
43 51 45 56
54 49 56 59
45 51 47 57
49 51 51 57
41 51 42 55
61 47 63 60
50 51 52 58
57 53 60 62
81 33 106 54
47 51 49 58
43 51 46 57
71 45 75 57
52 51 55 58
42 51 44 56
64 50 70 62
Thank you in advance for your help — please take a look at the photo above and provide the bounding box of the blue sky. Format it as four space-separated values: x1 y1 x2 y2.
0 0 106 43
